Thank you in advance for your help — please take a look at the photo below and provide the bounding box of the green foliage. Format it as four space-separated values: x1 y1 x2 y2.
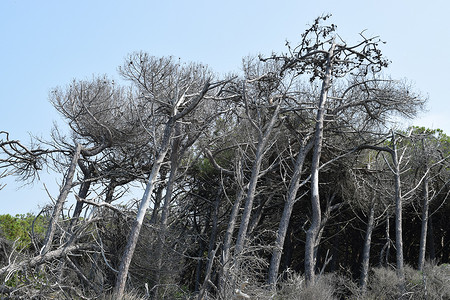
195 157 215 178
0 213 46 250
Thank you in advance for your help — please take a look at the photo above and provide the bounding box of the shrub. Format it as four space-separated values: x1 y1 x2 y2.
365 264 450 300
0 213 46 250
277 272 338 300
100 289 147 300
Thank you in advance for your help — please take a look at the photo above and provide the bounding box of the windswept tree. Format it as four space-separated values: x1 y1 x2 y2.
263 15 425 284
112 53 233 299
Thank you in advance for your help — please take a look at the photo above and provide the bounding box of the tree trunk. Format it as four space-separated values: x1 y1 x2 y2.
247 195 270 237
268 141 310 287
360 202 375 291
234 103 281 256
280 225 294 276
153 128 181 296
305 42 335 284
219 188 244 295
197 189 222 298
380 214 391 267
150 172 166 224
41 143 81 255
195 238 207 292
392 133 405 284
418 176 429 271
207 189 222 265
113 119 174 299
71 173 91 221
104 178 117 203
428 215 436 261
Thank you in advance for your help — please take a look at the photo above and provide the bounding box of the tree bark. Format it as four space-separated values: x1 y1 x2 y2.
391 132 405 284
150 172 166 224
268 140 311 287
427 215 436 261
380 214 391 267
305 42 335 284
71 170 92 222
359 202 375 291
418 176 429 271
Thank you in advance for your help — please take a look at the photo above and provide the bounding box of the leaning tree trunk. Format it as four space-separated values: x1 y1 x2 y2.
268 140 311 287
41 143 81 255
113 118 174 299
304 42 335 284
234 103 281 256
219 188 245 296
360 202 375 291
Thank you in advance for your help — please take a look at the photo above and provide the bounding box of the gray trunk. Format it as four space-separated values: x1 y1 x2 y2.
41 143 81 255
113 119 173 299
360 203 375 291
418 176 429 271
268 141 311 287
428 215 436 261
219 188 244 295
71 173 91 221
149 172 166 224
153 128 181 295
69 173 91 228
392 133 405 284
234 103 281 256
305 42 335 284
197 189 222 299
380 214 391 267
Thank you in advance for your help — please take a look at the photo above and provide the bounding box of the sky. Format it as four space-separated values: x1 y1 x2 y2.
0 0 449 215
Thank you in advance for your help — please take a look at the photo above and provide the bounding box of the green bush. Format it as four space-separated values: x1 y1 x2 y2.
0 213 46 250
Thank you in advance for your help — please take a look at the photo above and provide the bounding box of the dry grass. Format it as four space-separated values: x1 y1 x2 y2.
276 272 339 300
363 263 450 300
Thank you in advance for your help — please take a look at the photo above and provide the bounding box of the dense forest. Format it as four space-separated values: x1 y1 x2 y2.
1 16 449 299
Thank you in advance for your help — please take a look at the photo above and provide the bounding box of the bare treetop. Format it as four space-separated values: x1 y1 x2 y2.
263 15 390 80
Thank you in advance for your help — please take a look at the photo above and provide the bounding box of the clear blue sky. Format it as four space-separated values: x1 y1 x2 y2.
1 0 449 215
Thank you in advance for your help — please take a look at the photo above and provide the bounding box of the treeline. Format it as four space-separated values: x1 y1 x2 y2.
0 16 449 299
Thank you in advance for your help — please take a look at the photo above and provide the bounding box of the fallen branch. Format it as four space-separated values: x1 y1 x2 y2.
0 243 99 277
